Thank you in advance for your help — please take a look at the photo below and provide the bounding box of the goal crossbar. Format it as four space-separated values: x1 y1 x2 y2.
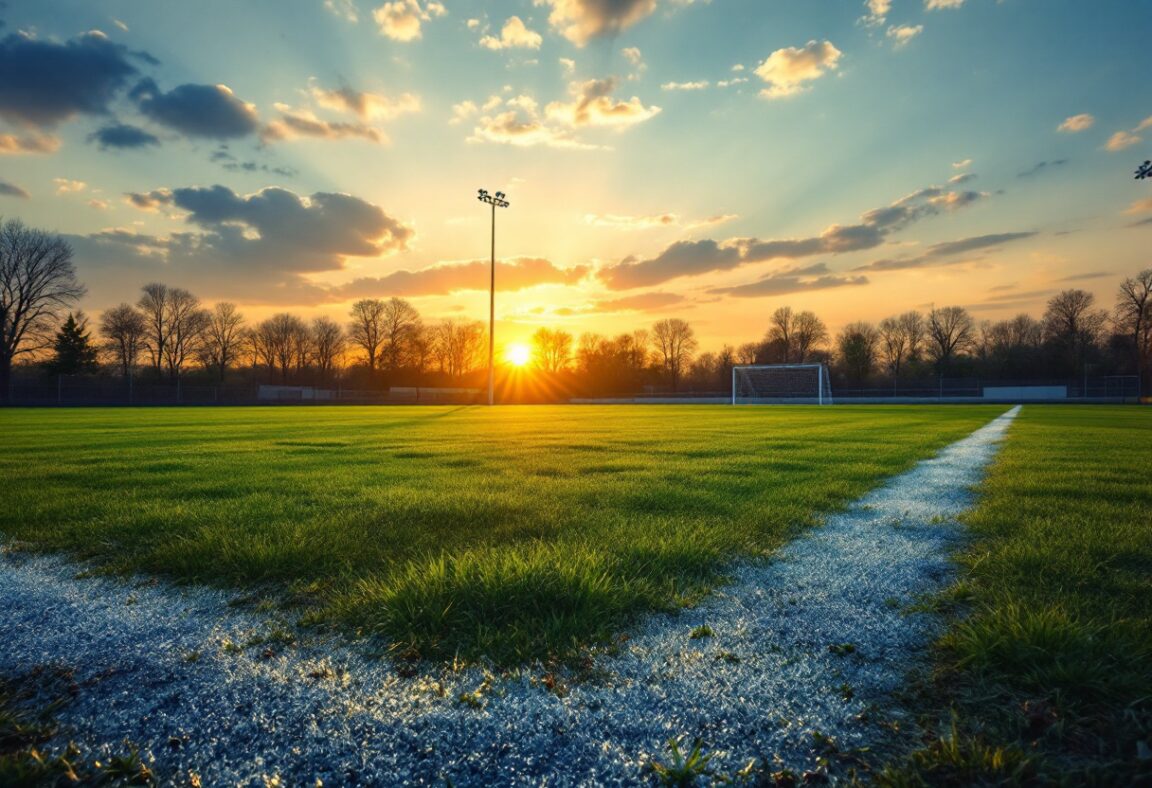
731 363 833 405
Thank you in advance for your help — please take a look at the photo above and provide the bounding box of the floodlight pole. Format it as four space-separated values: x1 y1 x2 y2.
477 188 510 406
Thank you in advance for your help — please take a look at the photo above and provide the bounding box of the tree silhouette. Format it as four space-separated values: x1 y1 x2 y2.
46 312 98 376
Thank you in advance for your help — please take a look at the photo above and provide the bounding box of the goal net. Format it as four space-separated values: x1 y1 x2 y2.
732 363 833 405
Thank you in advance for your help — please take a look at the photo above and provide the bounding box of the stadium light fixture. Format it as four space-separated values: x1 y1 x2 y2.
1137 160 1152 180
478 187 510 406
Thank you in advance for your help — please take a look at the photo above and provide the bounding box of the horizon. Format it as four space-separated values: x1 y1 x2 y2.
2 0 1150 349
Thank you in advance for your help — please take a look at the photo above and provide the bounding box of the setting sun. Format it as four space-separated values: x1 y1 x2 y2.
505 343 532 367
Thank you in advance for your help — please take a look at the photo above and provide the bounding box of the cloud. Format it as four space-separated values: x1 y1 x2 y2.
584 212 737 230
545 78 661 128
1138 116 1152 132
334 257 589 298
324 0 360 22
1105 131 1141 152
0 30 147 128
1057 113 1094 133
0 178 28 198
309 83 420 120
662 80 710 91
373 0 446 42
600 182 990 289
466 81 659 148
887 24 923 48
87 122 160 150
754 40 842 99
1125 197 1152 215
54 178 86 195
1017 158 1068 178
707 263 869 298
1058 271 1111 282
262 105 385 143
952 158 972 169
535 0 658 46
125 188 173 211
861 0 891 26
853 231 1036 271
925 0 965 8
480 16 543 50
589 292 685 312
132 79 260 139
948 172 976 185
0 131 60 154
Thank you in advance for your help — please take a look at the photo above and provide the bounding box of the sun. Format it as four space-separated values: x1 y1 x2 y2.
505 342 532 367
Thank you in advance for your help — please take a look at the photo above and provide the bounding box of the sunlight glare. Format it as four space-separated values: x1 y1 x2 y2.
505 343 532 367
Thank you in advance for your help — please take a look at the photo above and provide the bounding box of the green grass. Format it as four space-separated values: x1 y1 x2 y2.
0 404 1001 665
881 406 1152 785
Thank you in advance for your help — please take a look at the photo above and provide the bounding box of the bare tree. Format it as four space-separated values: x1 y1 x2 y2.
0 219 85 401
766 306 795 362
311 316 346 380
793 311 829 362
256 313 312 384
652 318 698 391
878 310 924 378
99 303 146 379
136 283 208 380
837 321 880 384
1042 289 1108 375
432 319 486 378
531 327 573 372
1115 268 1152 387
201 302 245 382
380 297 422 371
348 298 386 371
927 305 975 370
736 342 759 365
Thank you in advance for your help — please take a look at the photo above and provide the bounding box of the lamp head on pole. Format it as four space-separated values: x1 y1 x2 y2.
477 187 510 208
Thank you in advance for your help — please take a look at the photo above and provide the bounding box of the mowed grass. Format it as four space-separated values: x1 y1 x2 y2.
0 405 1001 664
883 406 1152 785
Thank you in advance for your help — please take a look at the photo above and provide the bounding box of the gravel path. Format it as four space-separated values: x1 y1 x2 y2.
0 406 1020 786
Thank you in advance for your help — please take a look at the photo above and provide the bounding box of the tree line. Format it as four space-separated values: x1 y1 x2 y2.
2 217 1150 401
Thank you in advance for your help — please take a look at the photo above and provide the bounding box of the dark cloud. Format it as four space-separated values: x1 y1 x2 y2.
854 232 1037 272
707 263 868 298
1128 217 1152 229
0 31 149 127
71 185 414 306
538 0 658 45
132 79 260 139
601 183 989 289
335 257 589 298
1058 271 1112 282
590 292 685 312
1017 159 1069 178
0 177 28 198
162 185 412 269
87 122 160 150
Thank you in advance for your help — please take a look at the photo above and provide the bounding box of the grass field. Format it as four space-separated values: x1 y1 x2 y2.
884 406 1152 784
0 404 1001 664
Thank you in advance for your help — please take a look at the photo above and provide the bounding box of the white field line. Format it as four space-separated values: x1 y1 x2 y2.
0 406 1020 785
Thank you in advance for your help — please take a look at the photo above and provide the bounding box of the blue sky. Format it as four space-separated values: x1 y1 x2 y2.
1 0 1149 347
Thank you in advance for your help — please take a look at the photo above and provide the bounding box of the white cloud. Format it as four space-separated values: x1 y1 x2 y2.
534 0 658 46
1106 130 1141 152
54 178 87 195
952 158 973 169
925 0 965 9
754 40 842 99
887 24 923 48
861 0 891 26
559 57 576 76
480 16 543 50
324 0 360 22
372 0 446 42
1137 116 1152 132
661 80 709 91
309 83 420 120
1057 113 1095 133
545 78 661 128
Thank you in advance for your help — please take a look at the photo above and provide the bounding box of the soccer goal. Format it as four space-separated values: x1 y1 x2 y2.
731 363 833 405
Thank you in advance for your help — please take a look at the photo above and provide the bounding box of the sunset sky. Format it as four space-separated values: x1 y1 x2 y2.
1 0 1150 350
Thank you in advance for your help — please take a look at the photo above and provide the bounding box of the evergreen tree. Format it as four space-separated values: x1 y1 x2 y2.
46 312 99 376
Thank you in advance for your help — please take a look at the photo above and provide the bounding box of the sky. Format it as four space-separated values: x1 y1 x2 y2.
1 0 1150 350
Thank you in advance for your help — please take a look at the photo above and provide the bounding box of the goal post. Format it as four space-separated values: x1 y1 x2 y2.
731 363 833 405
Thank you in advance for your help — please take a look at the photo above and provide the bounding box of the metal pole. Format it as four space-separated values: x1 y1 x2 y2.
731 366 736 405
488 200 495 407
